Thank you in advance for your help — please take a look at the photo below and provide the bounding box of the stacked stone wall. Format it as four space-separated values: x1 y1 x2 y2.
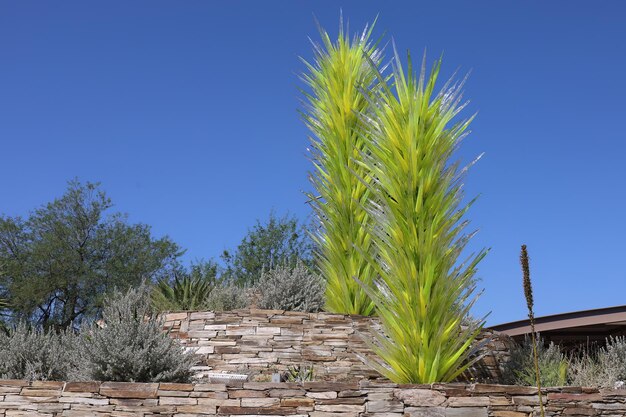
1 379 625 416
163 309 513 383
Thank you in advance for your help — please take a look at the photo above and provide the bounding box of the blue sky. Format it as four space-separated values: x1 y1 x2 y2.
1 1 625 325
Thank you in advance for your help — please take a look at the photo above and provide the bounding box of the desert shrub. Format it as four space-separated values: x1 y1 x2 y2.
569 352 603 388
152 258 250 313
570 337 626 388
0 322 74 380
504 336 568 386
78 286 197 382
256 261 324 312
204 282 249 311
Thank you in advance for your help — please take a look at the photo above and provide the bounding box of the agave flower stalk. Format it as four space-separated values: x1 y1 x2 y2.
356 50 487 383
301 20 383 315
520 244 545 417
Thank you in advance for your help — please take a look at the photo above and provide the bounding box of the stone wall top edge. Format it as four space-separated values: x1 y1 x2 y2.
160 309 514 332
0 378 610 395
161 308 380 321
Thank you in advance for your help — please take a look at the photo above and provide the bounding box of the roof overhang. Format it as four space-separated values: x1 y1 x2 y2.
489 305 626 338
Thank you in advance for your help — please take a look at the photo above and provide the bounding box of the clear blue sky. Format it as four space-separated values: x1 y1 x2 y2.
1 1 625 325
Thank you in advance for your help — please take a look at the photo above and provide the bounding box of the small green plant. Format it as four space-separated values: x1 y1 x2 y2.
0 322 74 381
520 245 545 416
504 335 568 387
256 261 324 312
79 286 197 382
283 364 314 382
152 265 217 312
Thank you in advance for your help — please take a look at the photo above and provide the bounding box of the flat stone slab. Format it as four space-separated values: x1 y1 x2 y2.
99 382 159 399
445 407 488 417
394 389 446 407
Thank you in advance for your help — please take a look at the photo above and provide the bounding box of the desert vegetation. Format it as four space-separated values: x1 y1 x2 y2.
256 261 325 312
504 336 568 387
0 286 194 382
503 335 626 389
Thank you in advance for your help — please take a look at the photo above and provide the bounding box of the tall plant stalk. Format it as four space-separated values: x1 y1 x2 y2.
356 50 487 383
301 20 382 315
520 244 545 417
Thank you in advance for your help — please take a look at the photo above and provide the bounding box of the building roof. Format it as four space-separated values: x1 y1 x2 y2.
489 305 626 347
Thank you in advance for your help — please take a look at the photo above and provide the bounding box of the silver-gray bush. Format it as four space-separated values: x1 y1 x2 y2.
570 336 626 388
256 261 324 312
78 286 197 382
204 283 249 311
0 323 74 381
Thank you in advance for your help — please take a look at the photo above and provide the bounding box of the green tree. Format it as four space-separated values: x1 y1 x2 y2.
357 52 487 383
221 212 311 286
301 21 382 316
0 262 9 312
0 180 182 330
0 264 8 331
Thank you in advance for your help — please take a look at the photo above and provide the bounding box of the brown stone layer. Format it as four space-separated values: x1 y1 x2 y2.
1 380 625 416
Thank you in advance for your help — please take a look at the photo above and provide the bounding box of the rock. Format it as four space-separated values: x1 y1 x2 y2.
99 382 159 399
394 389 446 407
